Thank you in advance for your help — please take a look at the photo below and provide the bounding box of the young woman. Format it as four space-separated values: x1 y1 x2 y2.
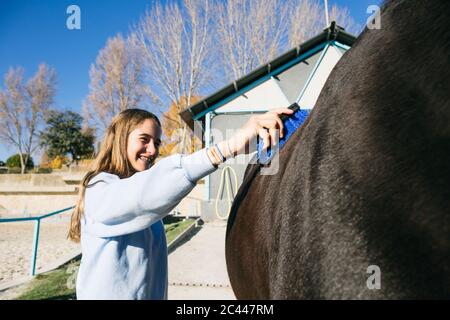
69 107 293 300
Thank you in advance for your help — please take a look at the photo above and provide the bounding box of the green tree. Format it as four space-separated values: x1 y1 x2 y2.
6 154 34 170
40 110 95 163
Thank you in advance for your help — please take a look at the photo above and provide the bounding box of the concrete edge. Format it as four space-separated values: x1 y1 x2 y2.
167 218 200 254
0 276 33 294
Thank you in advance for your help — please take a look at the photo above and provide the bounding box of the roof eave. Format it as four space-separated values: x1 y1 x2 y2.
181 22 357 130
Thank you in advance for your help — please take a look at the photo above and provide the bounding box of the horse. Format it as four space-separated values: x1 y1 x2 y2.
226 0 450 299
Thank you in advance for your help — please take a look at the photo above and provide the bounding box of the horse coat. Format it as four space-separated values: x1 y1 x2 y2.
226 0 450 299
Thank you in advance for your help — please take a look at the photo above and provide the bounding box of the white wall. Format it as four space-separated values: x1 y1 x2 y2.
218 77 290 113
298 45 344 108
216 44 346 114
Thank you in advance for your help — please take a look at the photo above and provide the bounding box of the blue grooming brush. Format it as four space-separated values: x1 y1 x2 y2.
257 103 309 165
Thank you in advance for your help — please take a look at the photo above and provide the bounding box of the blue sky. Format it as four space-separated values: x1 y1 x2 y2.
0 0 383 161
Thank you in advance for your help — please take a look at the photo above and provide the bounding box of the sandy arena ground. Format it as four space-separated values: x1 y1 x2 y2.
0 216 80 286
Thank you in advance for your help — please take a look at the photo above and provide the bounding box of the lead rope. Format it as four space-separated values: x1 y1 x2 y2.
215 166 238 220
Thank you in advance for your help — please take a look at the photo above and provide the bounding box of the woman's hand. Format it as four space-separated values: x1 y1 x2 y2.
220 107 294 157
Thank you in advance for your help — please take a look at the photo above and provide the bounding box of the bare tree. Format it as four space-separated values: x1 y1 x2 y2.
288 0 323 47
328 4 362 35
0 64 56 173
135 0 215 153
215 0 360 79
289 0 361 47
83 33 153 134
216 0 290 80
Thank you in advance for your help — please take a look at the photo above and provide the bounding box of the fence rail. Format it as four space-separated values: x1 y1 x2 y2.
0 206 75 276
0 202 189 278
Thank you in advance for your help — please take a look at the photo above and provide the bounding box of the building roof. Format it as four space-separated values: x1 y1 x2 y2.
180 22 357 131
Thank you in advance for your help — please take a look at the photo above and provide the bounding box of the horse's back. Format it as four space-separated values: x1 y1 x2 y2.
226 0 450 299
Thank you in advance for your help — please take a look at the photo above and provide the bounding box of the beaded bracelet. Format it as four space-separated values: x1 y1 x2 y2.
208 149 220 167
207 148 219 165
210 146 224 163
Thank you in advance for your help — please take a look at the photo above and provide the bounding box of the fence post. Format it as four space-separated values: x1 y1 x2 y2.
30 218 41 276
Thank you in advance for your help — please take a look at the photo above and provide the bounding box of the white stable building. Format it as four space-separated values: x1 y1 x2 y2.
179 23 357 220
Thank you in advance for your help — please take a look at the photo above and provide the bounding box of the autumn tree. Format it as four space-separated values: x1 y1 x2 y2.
0 64 56 174
159 96 202 157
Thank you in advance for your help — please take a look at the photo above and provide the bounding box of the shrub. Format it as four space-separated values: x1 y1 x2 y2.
34 167 53 174
6 154 34 169
50 156 69 169
7 167 22 174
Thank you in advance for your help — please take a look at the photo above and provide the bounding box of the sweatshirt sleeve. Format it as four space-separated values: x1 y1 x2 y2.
82 148 217 238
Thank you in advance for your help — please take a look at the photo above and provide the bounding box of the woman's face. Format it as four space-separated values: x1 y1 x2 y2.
127 119 162 172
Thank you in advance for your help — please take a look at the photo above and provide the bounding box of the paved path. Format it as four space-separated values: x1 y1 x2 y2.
168 220 236 300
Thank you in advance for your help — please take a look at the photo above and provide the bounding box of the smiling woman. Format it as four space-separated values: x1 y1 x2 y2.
126 119 162 173
67 107 291 300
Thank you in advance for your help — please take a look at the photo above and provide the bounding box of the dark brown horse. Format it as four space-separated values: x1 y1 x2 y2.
226 0 450 299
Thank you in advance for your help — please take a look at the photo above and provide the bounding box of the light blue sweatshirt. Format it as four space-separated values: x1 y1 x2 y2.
76 149 217 300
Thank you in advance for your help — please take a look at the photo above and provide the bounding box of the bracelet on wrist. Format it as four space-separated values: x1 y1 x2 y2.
206 148 220 166
209 146 223 164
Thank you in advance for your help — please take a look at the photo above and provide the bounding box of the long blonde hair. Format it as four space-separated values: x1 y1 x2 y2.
68 109 161 242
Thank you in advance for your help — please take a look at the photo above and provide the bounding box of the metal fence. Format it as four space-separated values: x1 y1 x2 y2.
0 206 75 276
